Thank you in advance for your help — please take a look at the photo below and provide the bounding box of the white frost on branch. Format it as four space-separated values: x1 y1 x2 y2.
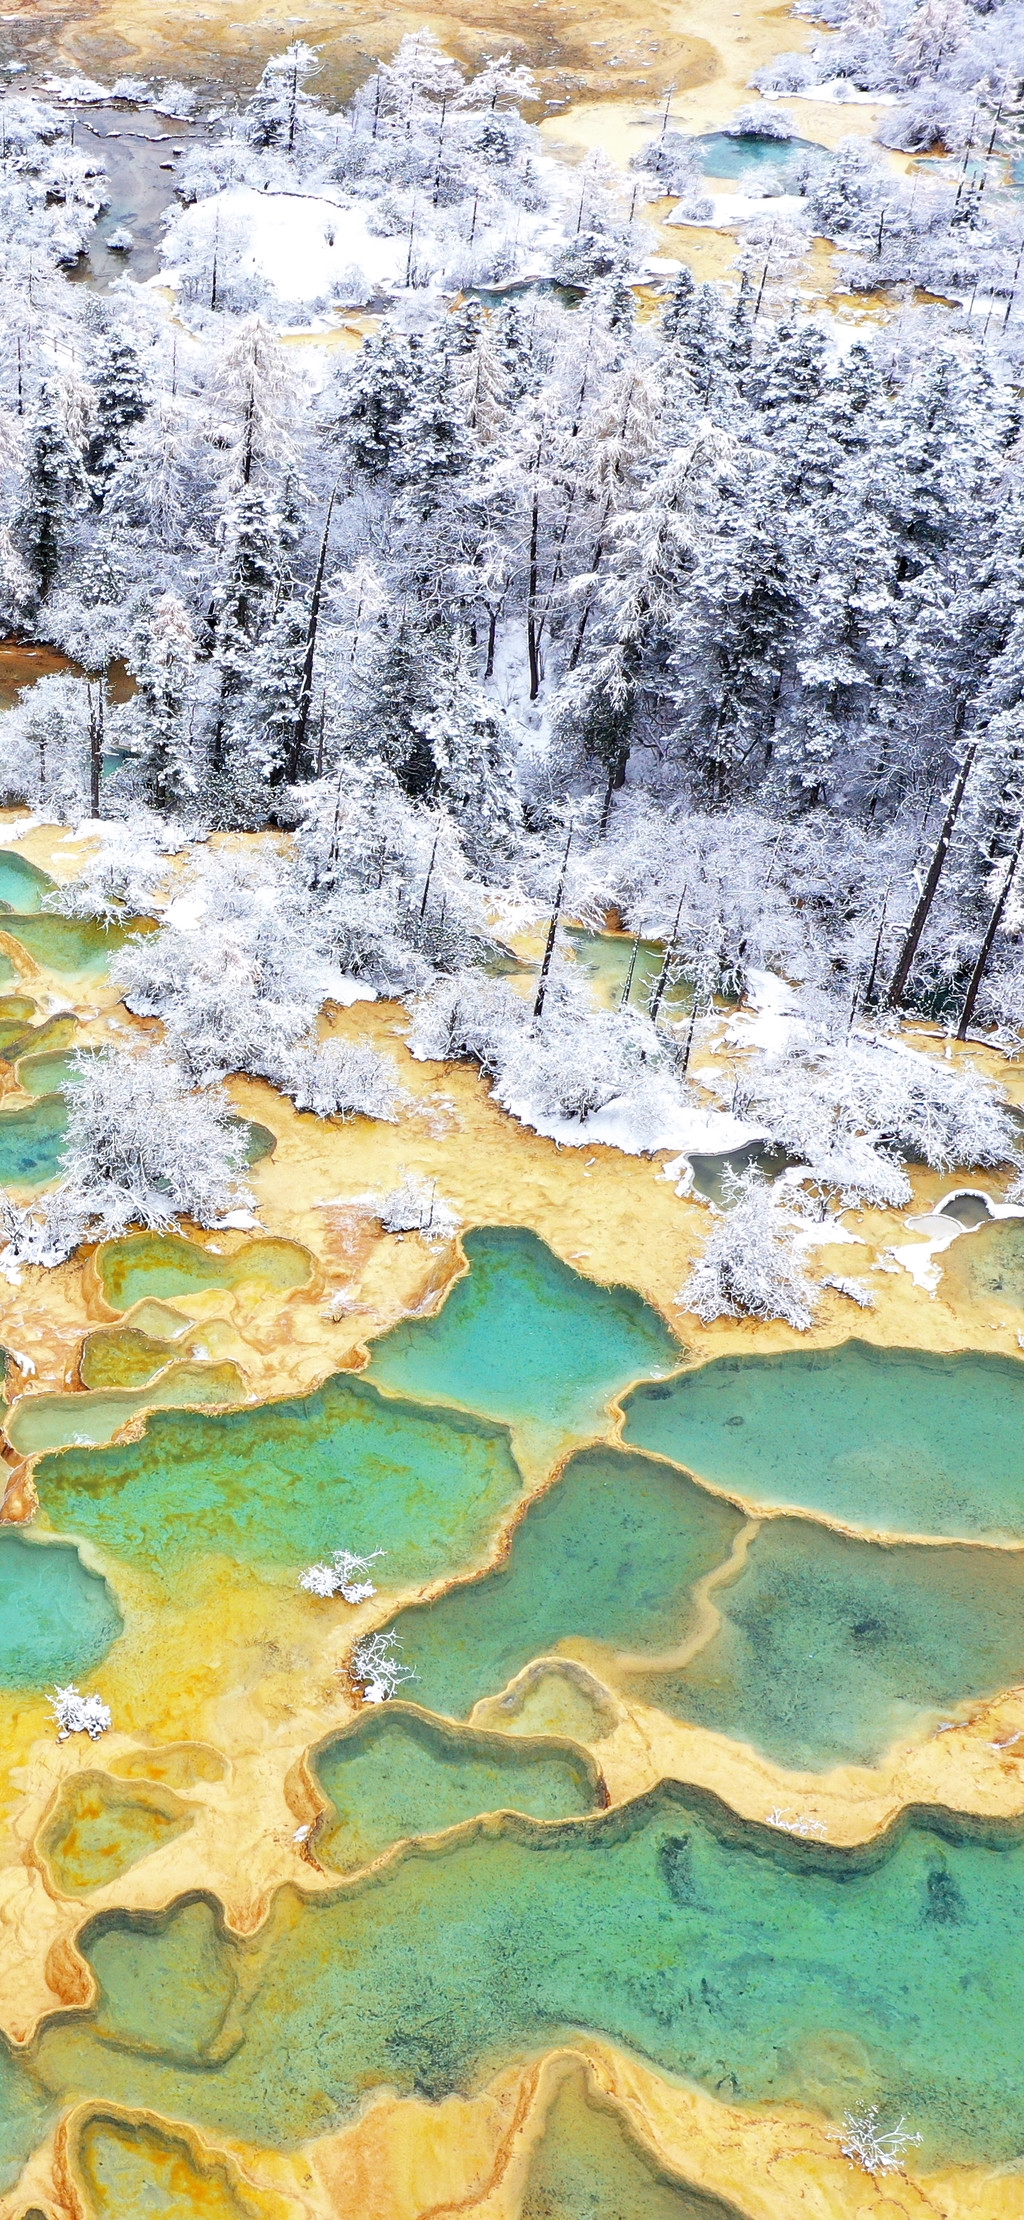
376 1173 460 1241
681 1171 820 1330
839 2107 922 2176
352 1629 416 1703
300 1547 383 1602
51 1684 113 1741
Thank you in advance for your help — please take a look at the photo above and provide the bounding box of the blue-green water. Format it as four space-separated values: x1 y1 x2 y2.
314 1706 601 1870
10 1789 1024 2168
0 1530 121 1688
0 913 153 980
0 1091 67 1187
383 1443 1024 1769
522 2064 744 2220
629 1515 1024 1770
368 1228 681 1466
96 1230 311 1313
382 1447 743 1720
34 1372 527 1585
696 131 822 180
622 1342 1024 1540
0 850 55 912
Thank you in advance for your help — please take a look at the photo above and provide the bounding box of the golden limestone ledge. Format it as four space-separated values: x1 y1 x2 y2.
5 2042 1022 2220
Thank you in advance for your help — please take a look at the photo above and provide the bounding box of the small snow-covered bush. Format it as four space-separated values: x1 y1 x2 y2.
0 1044 251 1270
377 1174 460 1241
271 1037 402 1121
730 1031 1016 1205
300 1548 382 1602
51 1685 112 1740
681 1172 819 1330
839 2107 922 2176
60 1043 251 1239
352 1629 416 1703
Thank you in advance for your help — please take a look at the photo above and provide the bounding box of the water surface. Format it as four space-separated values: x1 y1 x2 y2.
383 1447 743 1720
97 1230 311 1313
40 1771 193 1895
631 1515 1024 1769
34 1373 527 1584
369 1227 681 1467
522 2063 744 2220
0 1531 121 1688
18 1788 1024 2166
314 1706 600 1871
623 1342 1024 1540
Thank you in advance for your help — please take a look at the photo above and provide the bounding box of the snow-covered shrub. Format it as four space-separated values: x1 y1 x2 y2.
45 811 183 921
681 1172 819 1330
271 1037 402 1121
729 1031 1016 1205
51 1685 112 1740
376 1173 460 1240
405 974 523 1069
839 2107 922 2176
724 104 795 139
821 1273 876 1308
57 1043 252 1245
352 1629 416 1703
300 1547 382 1602
751 51 819 94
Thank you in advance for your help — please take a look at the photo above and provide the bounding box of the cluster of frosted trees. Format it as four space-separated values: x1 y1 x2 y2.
0 30 1021 1295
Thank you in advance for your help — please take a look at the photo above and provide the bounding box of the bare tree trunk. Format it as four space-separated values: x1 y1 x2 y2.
619 929 642 1008
88 679 103 818
287 487 337 783
957 815 1024 1039
526 472 542 701
649 892 685 1024
533 823 573 1020
887 733 976 1007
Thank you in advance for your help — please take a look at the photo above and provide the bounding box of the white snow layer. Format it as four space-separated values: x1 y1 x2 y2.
162 187 409 314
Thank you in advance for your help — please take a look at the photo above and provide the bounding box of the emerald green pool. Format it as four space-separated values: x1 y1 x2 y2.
0 1531 121 1688
33 1373 527 1584
0 1091 68 1188
40 1771 194 1895
14 1789 1024 2167
522 2064 743 2220
627 1515 1024 1770
314 1706 601 1871
6 1361 248 1455
381 1447 742 1720
383 1444 1024 1769
96 1231 311 1313
0 913 154 980
368 1228 681 1466
0 850 55 912
622 1342 1024 1540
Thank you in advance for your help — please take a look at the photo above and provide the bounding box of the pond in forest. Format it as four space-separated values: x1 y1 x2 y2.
621 1341 1024 1541
694 129 823 181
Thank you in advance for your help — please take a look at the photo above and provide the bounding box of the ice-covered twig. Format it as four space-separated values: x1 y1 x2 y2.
51 1684 112 1741
766 1808 827 1837
352 1629 416 1703
839 2107 922 2175
300 1548 384 1602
